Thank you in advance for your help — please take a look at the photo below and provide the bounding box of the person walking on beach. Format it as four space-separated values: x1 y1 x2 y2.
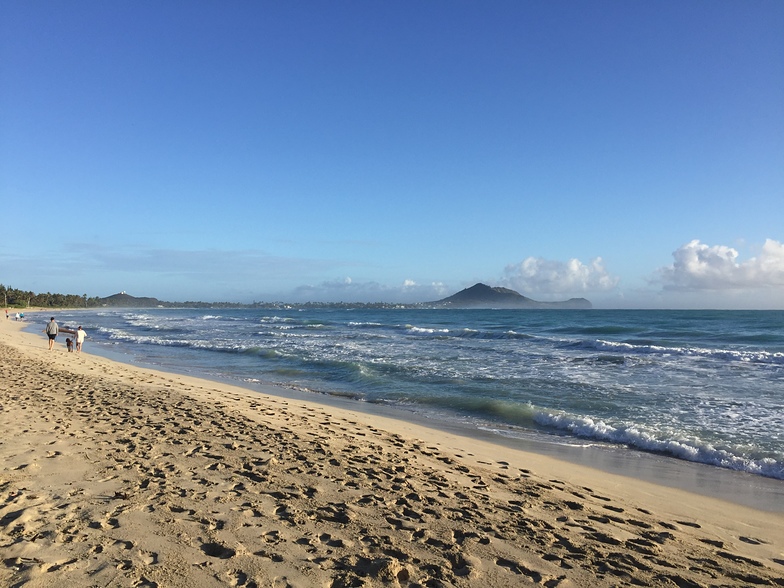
75 326 86 353
44 317 58 350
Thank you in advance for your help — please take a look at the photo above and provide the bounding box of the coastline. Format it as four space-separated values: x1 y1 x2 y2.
23 309 784 513
2 316 782 586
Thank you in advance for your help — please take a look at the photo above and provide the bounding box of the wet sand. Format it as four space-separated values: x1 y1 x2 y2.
1 317 782 587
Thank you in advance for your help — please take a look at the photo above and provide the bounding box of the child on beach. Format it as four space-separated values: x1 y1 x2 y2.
66 338 73 352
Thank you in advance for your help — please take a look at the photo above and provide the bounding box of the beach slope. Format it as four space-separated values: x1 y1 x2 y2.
1 318 782 587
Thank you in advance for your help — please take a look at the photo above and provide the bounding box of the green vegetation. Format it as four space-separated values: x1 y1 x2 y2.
0 285 414 310
1 284 99 309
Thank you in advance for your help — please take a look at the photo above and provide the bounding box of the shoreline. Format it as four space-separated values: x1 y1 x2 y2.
113 363 784 514
2 316 783 586
22 311 784 513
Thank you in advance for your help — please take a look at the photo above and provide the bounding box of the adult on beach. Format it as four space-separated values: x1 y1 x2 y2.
44 317 58 350
75 326 86 353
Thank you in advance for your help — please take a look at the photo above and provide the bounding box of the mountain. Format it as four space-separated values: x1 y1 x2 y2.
432 283 592 309
98 293 164 307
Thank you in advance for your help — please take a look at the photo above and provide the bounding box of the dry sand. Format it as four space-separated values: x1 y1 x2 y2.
1 316 782 587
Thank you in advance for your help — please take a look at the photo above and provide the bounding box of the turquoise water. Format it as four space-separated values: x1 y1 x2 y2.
34 308 784 479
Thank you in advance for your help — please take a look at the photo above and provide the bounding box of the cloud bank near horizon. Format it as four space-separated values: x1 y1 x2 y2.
500 257 619 299
276 238 784 307
657 239 784 291
3 238 782 308
290 278 450 304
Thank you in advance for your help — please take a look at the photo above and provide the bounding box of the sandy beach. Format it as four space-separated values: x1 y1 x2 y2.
1 317 782 587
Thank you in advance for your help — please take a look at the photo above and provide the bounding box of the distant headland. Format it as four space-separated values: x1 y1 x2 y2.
430 283 592 309
1 284 591 310
93 284 592 310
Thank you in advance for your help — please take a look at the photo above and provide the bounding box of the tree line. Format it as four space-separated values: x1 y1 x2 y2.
1 284 101 309
1 284 429 310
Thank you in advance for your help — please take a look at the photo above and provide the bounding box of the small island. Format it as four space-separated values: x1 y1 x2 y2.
431 283 592 309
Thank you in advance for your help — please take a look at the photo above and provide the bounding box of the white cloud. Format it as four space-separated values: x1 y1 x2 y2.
291 278 449 303
501 256 619 298
402 279 447 294
658 239 784 291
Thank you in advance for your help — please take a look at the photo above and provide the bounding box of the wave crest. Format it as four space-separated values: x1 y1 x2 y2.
534 411 783 479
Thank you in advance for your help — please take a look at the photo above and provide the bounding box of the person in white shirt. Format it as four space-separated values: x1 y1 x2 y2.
76 326 86 353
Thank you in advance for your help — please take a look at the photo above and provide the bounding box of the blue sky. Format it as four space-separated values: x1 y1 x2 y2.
2 1 782 308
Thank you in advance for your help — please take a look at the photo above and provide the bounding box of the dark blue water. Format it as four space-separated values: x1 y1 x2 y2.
34 308 784 479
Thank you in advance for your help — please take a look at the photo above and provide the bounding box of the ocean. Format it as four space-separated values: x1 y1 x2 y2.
28 308 784 481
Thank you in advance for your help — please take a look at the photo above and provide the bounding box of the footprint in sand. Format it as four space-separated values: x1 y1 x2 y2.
43 558 78 573
200 541 236 559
